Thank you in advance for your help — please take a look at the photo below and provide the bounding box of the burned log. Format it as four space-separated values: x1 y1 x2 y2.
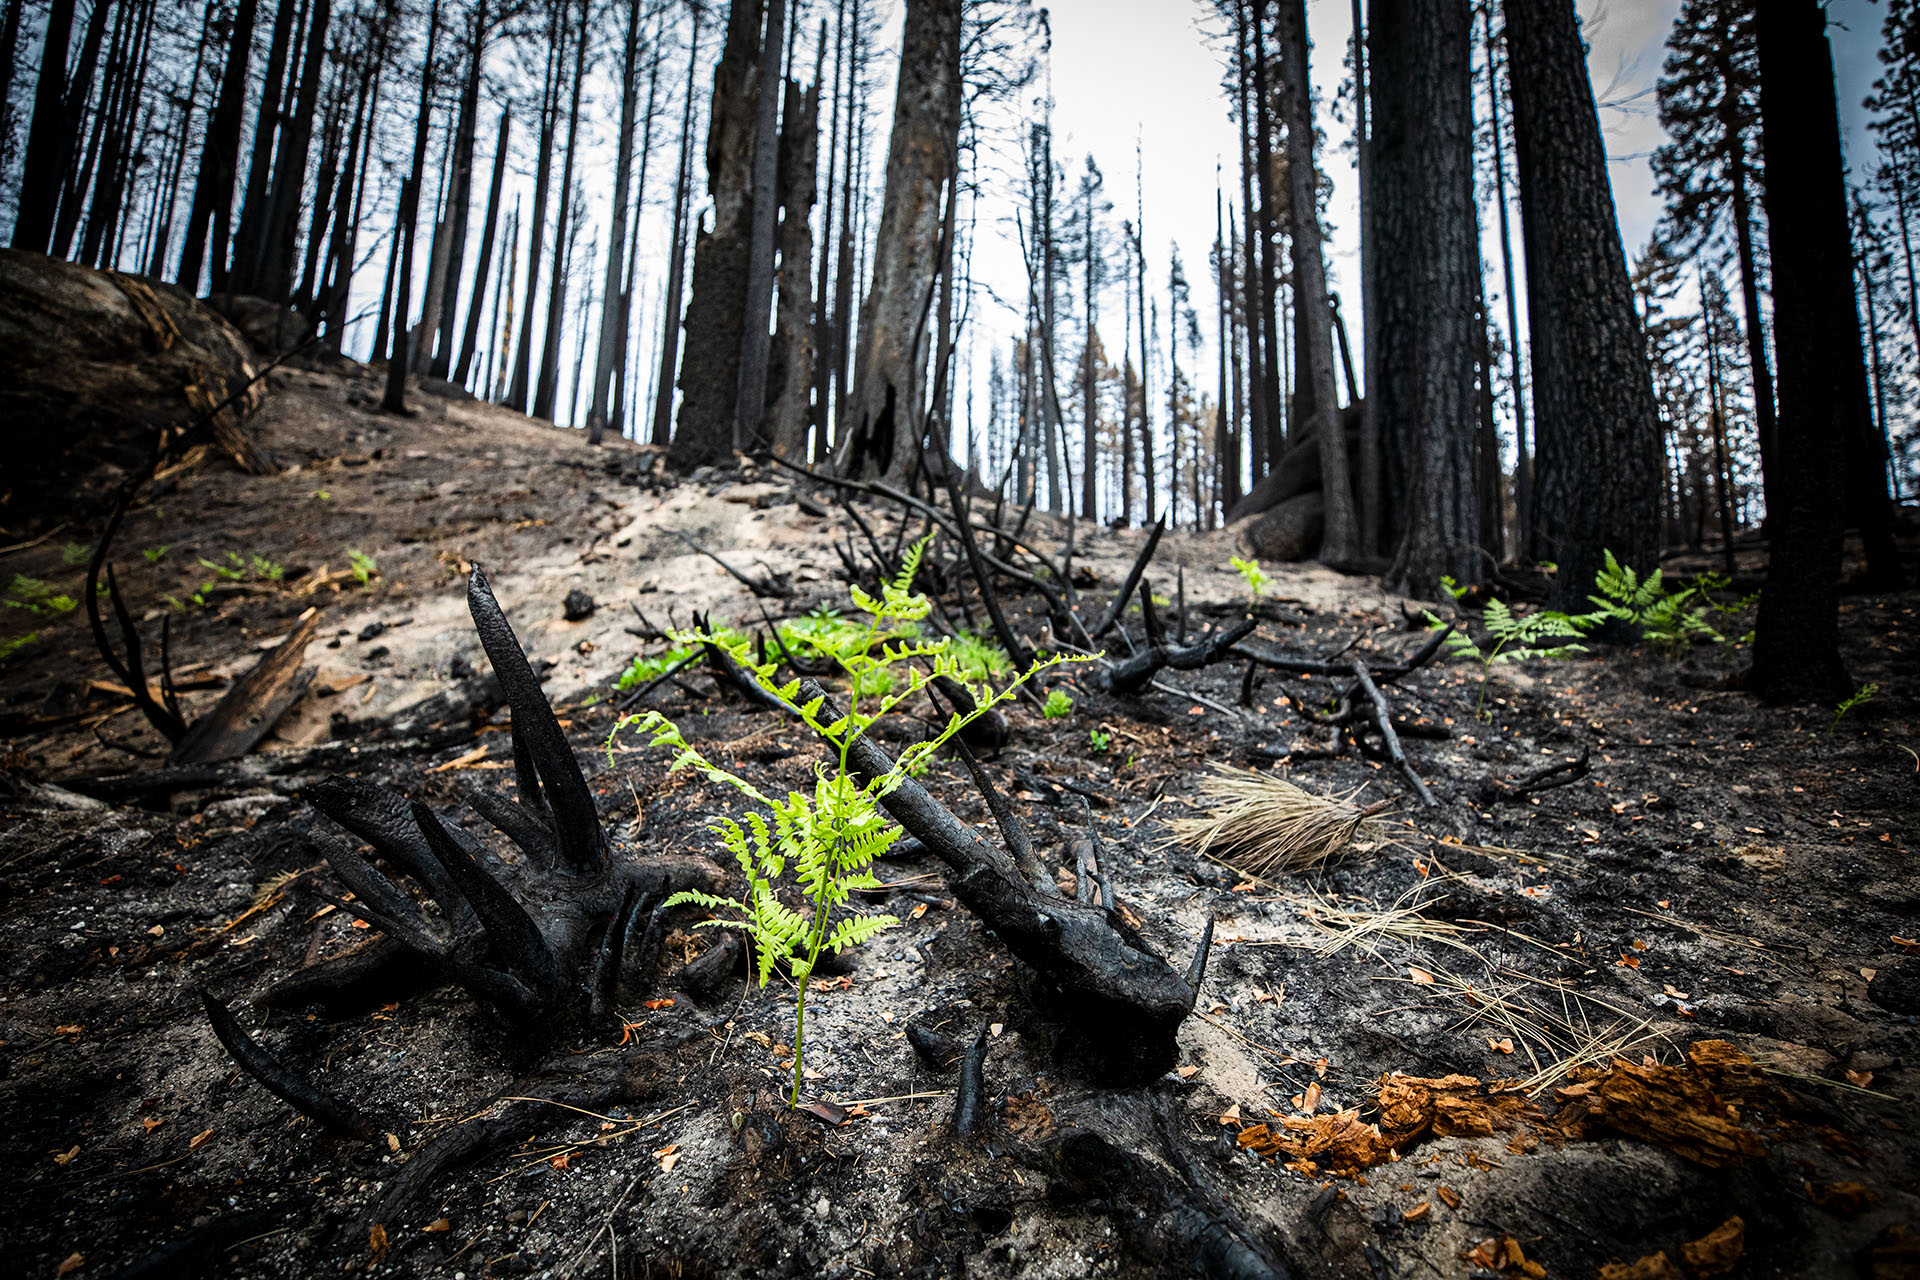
204 568 724 1132
1097 582 1258 696
794 677 1208 1083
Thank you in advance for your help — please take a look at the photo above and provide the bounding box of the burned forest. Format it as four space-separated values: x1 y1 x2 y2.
3 0 1920 1277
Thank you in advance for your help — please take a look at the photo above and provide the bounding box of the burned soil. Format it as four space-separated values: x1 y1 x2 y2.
2 365 1917 1280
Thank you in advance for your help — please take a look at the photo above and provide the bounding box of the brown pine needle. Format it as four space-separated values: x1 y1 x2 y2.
1165 766 1387 877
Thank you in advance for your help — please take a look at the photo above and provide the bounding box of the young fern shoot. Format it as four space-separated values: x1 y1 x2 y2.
612 536 1079 1105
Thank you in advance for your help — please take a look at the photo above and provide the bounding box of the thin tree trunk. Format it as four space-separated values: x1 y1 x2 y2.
53 0 129 259
811 0 847 461
1352 0 1379 553
1135 158 1154 521
381 0 442 414
422 2 486 377
455 107 511 385
508 4 564 412
1235 0 1267 483
1250 0 1285 458
177 0 262 291
258 0 330 319
588 0 644 443
231 0 301 293
1275 0 1356 564
533 0 589 423
1485 2 1529 558
1700 266 1738 575
652 12 702 448
11 0 80 252
1727 165 1778 512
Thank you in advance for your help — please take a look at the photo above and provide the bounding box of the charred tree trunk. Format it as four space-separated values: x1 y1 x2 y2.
671 0 765 468
422 2 486 378
769 74 820 459
11 0 79 253
230 0 299 294
533 0 589 424
1750 0 1871 700
51 0 125 260
589 0 644 444
257 0 331 321
380 0 442 415
736 0 788 452
835 0 960 482
652 13 702 447
1372 0 1480 594
176 0 261 292
507 3 564 413
1234 1 1267 483
1275 0 1356 565
1249 1 1285 460
1484 2 1529 557
455 108 511 387
1506 0 1662 609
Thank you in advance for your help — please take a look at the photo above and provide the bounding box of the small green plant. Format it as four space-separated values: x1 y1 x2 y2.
1587 550 1725 654
1088 727 1111 753
1043 688 1074 719
946 630 1011 682
311 489 332 501
1231 555 1268 599
1437 574 1471 602
199 550 284 582
0 631 40 663
142 545 170 563
348 550 378 590
1830 682 1878 736
616 625 752 691
1427 598 1596 718
61 542 92 567
613 537 1080 1106
4 575 77 616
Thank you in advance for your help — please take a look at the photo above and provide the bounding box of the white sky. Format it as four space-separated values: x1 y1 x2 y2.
337 0 1893 467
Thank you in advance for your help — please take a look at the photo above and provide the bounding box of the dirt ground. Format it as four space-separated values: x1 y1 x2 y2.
2 361 1916 1280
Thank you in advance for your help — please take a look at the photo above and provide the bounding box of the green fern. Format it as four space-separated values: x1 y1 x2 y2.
611 534 1088 1105
1427 597 1596 718
1230 555 1268 599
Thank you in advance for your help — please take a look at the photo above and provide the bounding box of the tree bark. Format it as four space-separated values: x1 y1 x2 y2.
671 0 765 468
423 1 487 378
652 12 702 447
769 74 819 458
380 0 442 414
533 0 589 423
230 0 300 294
1372 0 1479 594
11 0 80 253
1506 0 1663 610
735 0 787 451
589 0 644 443
177 0 261 292
1748 0 1859 700
1484 2 1529 558
507 3 564 412
455 108 511 387
836 0 961 481
1274 0 1356 565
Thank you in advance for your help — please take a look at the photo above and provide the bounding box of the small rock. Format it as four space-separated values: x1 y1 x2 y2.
815 1197 830 1219
1869 955 1920 1015
563 588 595 621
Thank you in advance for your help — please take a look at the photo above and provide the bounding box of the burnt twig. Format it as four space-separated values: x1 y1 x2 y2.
1350 660 1435 807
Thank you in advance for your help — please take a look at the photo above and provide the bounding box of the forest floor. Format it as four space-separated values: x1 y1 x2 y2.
1 359 1917 1280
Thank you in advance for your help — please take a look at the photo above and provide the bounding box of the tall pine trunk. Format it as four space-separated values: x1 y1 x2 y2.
11 0 80 253
533 0 588 423
507 4 564 412
588 0 644 444
422 2 486 377
652 13 702 447
380 0 442 414
177 0 261 292
1506 0 1662 610
456 108 511 386
1372 0 1479 593
769 73 819 458
735 0 787 451
1275 0 1356 564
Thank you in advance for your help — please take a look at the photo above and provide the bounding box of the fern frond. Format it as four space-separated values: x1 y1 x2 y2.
827 913 899 953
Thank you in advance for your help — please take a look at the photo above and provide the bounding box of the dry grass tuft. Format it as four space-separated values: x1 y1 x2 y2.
1166 766 1386 877
1296 878 1483 960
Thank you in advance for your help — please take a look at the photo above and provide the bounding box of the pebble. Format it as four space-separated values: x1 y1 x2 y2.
815 1196 830 1218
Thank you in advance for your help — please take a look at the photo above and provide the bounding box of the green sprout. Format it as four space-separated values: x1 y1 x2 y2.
610 536 1083 1107
1831 682 1878 736
348 550 378 591
4 575 77 616
1043 688 1074 719
1088 727 1111 753
1230 555 1268 599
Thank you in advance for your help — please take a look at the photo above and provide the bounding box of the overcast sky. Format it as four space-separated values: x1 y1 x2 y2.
952 0 1894 471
